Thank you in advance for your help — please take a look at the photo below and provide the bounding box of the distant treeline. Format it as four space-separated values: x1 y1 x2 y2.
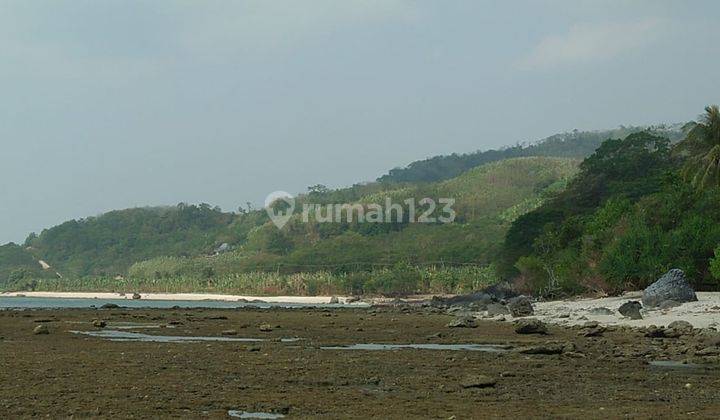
377 125 684 184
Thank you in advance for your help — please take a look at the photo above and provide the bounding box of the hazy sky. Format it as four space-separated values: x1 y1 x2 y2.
1 0 718 244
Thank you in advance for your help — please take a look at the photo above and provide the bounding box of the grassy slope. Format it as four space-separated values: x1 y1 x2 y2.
2 157 579 294
124 157 580 288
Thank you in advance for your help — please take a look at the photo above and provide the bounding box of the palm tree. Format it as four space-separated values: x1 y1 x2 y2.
679 105 720 190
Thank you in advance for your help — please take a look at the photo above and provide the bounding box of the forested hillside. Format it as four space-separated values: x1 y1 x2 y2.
23 205 237 277
2 157 578 294
501 106 720 297
5 113 716 298
378 125 683 184
0 243 55 286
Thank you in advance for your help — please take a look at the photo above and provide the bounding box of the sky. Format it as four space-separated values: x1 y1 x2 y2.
1 0 719 244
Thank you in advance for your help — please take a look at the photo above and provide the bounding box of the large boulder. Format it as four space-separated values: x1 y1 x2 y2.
514 319 548 335
642 269 697 308
507 296 534 317
482 282 518 300
435 292 493 308
618 301 643 320
486 303 510 317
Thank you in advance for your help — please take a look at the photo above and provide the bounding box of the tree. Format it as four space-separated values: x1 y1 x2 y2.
307 184 329 195
679 105 720 190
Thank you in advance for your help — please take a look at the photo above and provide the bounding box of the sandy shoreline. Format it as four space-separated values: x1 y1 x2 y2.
0 291 356 304
4 290 720 329
493 291 720 329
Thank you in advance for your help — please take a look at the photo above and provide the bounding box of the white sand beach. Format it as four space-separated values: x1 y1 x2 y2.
0 291 357 304
508 291 720 329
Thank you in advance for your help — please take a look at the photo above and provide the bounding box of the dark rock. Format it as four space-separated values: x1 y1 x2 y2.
486 303 509 317
642 269 698 308
33 318 54 323
667 320 694 335
92 319 107 328
437 292 493 308
658 300 682 310
461 375 496 388
697 329 720 347
221 329 238 336
132 293 142 300
644 325 665 338
514 319 548 335
446 316 478 328
346 296 360 303
580 322 605 337
33 325 49 335
328 296 340 304
100 303 120 309
618 301 643 319
696 347 720 356
467 301 489 311
259 324 275 332
588 307 614 316
482 282 518 300
517 344 564 354
507 296 534 317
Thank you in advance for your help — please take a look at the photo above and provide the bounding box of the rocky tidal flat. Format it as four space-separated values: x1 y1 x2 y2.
1 305 720 418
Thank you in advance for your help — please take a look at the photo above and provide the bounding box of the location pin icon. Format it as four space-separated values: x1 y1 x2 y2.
265 191 295 229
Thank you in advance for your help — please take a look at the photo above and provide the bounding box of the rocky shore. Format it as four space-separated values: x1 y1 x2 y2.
2 299 720 418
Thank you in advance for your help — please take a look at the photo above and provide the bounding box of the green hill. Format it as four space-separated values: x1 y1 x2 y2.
0 243 55 287
499 119 720 297
23 204 238 278
1 156 579 294
378 125 683 184
121 157 579 294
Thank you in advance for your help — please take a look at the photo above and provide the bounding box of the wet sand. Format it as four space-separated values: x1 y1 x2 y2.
1 306 719 418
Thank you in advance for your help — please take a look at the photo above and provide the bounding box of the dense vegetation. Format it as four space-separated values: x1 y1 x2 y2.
2 265 499 297
122 157 576 295
0 243 55 286
23 205 237 277
6 113 719 298
2 157 577 295
378 125 683 184
501 106 720 297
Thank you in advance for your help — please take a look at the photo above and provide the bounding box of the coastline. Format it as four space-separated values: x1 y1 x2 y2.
0 291 355 304
488 291 720 329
